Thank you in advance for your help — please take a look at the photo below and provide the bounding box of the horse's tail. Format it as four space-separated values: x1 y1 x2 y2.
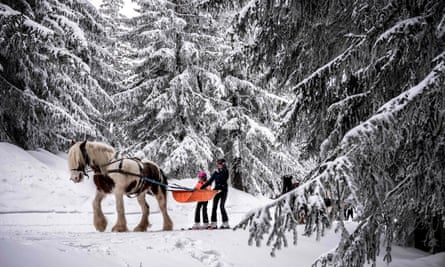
159 168 168 195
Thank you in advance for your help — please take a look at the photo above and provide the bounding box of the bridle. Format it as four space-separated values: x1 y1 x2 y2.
70 164 89 176
70 141 120 179
70 141 91 179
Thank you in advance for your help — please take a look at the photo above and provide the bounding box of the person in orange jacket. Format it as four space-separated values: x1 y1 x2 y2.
191 171 210 229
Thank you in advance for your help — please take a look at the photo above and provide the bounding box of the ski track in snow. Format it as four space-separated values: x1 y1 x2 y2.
0 212 236 267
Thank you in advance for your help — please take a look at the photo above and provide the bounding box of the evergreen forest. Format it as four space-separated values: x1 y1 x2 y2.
0 1 444 266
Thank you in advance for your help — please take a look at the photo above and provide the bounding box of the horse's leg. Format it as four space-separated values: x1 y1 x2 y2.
93 190 107 232
134 193 151 232
155 188 173 230
111 192 128 232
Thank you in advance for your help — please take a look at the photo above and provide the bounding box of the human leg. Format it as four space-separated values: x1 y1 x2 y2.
210 192 222 228
194 202 202 223
219 190 228 223
202 201 209 224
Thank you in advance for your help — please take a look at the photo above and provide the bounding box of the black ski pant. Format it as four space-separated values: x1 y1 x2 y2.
211 190 228 223
194 201 209 223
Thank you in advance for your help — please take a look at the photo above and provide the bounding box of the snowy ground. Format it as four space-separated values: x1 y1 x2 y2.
0 142 444 267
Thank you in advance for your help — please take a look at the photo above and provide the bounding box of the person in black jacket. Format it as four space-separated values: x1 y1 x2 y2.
201 158 230 229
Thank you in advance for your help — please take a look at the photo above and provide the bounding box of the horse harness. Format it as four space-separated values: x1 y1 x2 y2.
73 142 163 197
107 158 156 197
88 157 160 197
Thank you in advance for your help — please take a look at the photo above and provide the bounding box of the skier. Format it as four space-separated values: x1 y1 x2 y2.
191 171 210 229
201 158 230 229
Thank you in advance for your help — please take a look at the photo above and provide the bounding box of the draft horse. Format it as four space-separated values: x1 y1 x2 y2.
68 141 173 232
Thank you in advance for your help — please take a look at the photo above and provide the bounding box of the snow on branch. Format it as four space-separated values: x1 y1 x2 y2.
235 180 327 257
279 39 368 141
237 0 260 25
0 3 20 17
343 61 445 147
48 47 91 74
23 18 54 37
326 92 370 118
236 59 445 265
52 14 88 47
292 39 366 94
0 74 96 136
373 16 425 47
438 13 445 39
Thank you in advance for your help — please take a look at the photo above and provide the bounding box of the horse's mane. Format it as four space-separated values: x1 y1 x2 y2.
85 141 115 166
68 141 115 168
67 142 83 168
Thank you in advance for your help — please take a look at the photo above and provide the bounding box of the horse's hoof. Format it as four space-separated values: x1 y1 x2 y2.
163 225 173 231
134 226 147 232
112 225 128 232
95 225 106 232
94 219 107 232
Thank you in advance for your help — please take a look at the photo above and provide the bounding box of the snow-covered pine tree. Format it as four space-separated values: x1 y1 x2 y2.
213 0 311 194
192 0 305 195
0 0 116 151
96 0 126 95
96 0 131 147
114 0 302 195
115 0 237 177
99 0 124 21
234 0 445 265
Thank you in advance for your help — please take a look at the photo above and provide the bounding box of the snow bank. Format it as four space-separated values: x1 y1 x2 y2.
0 142 443 267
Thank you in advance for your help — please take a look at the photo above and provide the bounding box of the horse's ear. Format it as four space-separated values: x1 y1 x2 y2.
70 140 76 146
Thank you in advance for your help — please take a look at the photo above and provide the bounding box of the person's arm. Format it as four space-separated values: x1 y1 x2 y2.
200 173 215 189
222 168 229 183
194 181 202 190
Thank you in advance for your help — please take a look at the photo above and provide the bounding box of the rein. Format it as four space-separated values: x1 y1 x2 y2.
106 162 195 191
106 159 194 192
140 177 195 191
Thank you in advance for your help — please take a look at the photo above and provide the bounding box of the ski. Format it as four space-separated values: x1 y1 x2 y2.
180 227 232 231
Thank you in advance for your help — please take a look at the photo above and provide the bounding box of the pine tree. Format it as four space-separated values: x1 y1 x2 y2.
97 0 126 94
96 0 131 147
113 0 301 195
115 0 237 177
0 0 118 151
100 0 124 20
234 0 445 265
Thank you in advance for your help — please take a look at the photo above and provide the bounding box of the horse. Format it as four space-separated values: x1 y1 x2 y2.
67 141 173 232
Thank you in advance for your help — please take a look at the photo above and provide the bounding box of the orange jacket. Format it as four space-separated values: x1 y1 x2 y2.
195 179 210 190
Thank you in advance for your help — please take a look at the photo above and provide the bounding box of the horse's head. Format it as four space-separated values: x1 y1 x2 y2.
67 141 115 183
67 141 88 183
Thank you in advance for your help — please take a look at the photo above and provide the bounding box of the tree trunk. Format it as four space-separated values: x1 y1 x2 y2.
231 157 244 191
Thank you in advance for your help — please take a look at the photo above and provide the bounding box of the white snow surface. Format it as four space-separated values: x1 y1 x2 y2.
0 142 444 267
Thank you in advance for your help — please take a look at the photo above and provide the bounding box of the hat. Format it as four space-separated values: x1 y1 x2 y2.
198 171 207 178
216 158 226 164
